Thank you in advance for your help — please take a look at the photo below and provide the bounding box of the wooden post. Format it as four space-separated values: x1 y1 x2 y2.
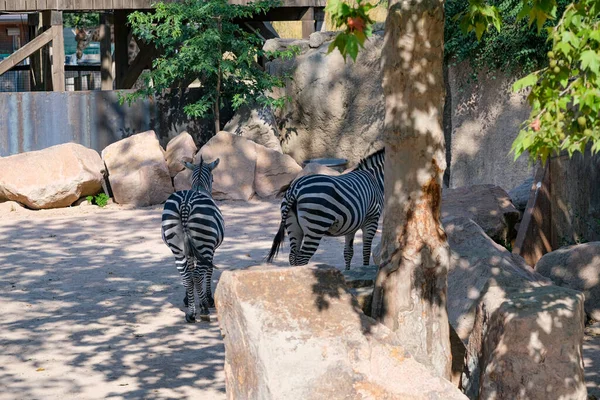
314 7 325 32
114 10 131 89
28 13 45 91
99 13 114 90
301 7 315 39
42 10 65 92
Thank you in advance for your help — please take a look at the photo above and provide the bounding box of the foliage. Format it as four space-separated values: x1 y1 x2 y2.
511 0 600 163
329 0 600 163
325 0 376 61
63 12 100 28
124 0 299 123
445 0 571 73
86 193 110 207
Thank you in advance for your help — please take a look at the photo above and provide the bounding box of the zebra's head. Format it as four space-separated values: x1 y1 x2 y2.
182 157 220 194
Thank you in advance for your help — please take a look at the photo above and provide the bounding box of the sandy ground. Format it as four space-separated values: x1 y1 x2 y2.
0 200 598 399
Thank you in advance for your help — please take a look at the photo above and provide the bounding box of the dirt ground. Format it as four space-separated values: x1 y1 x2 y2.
0 200 598 399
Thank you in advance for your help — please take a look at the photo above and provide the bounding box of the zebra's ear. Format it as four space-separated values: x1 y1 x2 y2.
207 158 220 170
182 161 195 170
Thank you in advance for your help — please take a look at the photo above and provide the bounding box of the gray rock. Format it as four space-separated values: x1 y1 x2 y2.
266 33 385 167
215 264 468 400
164 131 197 177
0 143 104 209
508 176 534 212
442 184 521 246
102 131 174 207
197 131 256 201
223 105 282 153
309 31 336 48
254 144 302 199
536 242 600 320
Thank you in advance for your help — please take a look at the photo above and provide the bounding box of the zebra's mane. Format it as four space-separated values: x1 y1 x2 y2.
353 148 385 171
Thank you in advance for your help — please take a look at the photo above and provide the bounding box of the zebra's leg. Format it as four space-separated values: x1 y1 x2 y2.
193 263 211 320
205 262 215 308
295 233 324 265
179 257 196 323
362 218 379 266
286 210 304 265
344 233 355 270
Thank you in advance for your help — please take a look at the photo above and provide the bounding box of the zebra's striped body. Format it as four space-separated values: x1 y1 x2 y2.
267 149 384 270
161 158 224 322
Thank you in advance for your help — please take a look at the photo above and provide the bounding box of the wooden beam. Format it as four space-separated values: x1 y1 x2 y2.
28 13 45 91
114 9 130 89
0 27 55 76
50 24 65 91
301 7 315 39
99 13 114 90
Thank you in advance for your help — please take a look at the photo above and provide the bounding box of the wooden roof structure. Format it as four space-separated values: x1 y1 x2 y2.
0 0 326 11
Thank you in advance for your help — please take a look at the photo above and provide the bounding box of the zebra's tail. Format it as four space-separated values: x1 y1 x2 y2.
183 229 214 269
266 221 286 263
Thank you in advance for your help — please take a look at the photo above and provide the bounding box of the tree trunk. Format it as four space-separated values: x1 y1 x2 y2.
371 0 452 380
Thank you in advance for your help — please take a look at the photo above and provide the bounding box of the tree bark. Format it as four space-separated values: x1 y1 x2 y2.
371 0 452 380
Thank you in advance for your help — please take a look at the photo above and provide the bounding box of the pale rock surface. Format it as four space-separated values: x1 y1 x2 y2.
223 106 283 153
295 162 341 180
0 143 104 209
164 131 197 177
254 145 302 199
215 264 467 400
197 131 256 201
173 168 193 192
102 130 173 207
0 200 26 214
536 242 600 320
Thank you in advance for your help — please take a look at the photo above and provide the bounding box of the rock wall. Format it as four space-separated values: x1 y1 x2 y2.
266 35 533 190
446 63 534 191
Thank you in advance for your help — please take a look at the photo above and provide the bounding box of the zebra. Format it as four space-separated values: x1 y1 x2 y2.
161 157 224 323
267 149 384 270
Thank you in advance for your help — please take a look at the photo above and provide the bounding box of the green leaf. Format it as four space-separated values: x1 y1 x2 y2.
580 50 600 74
513 73 539 92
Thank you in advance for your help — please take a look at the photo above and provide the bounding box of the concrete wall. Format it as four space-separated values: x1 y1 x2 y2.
0 89 217 157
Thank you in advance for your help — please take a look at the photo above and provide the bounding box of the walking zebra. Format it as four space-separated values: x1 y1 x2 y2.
267 149 384 270
161 157 224 323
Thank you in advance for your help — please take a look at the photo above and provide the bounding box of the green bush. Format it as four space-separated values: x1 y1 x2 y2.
444 0 571 73
86 193 110 207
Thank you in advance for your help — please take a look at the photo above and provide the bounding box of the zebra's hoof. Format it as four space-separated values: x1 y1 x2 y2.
183 296 189 307
199 308 210 322
185 313 196 323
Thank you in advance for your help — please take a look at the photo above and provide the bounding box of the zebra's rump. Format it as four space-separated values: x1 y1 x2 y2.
161 190 224 255
286 172 382 237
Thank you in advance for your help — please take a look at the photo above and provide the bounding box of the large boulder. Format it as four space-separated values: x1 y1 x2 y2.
444 216 551 341
223 105 283 153
215 264 467 400
535 242 600 321
444 217 587 399
254 145 302 199
197 131 257 201
463 283 586 400
508 176 534 213
173 168 193 192
164 131 197 177
442 184 521 246
0 143 103 209
294 162 341 180
266 34 385 166
102 130 174 206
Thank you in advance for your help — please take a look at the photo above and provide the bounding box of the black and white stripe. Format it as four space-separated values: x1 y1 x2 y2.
161 157 224 323
267 149 384 270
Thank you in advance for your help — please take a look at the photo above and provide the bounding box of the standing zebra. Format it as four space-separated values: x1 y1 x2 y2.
161 157 224 322
267 149 384 270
